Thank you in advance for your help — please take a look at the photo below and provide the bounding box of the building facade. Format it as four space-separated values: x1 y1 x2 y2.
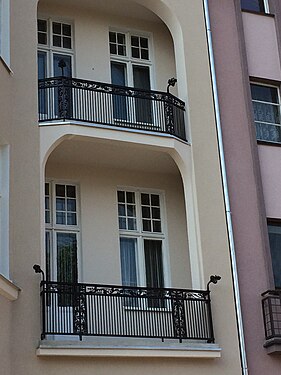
209 0 281 374
0 1 243 374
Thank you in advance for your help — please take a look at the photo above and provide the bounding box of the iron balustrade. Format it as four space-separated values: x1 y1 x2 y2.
262 290 281 342
40 281 215 342
38 77 186 140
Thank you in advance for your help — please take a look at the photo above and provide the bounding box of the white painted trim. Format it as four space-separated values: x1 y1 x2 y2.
0 273 20 301
37 341 221 358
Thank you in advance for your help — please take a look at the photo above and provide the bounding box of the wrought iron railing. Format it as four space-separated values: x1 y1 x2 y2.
38 77 186 140
262 290 281 342
40 281 214 342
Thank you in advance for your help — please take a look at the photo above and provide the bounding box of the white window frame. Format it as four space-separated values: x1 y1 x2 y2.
37 17 75 78
45 181 81 282
117 187 170 289
250 82 281 143
0 0 10 67
109 28 155 89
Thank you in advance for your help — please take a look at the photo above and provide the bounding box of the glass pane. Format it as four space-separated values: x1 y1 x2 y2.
67 213 77 226
45 211 50 224
63 37 71 49
119 217 126 230
251 84 278 103
56 198 65 211
38 19 47 32
132 47 139 58
45 197 50 210
53 35 61 47
45 183 49 195
53 22 61 34
255 122 281 143
38 33 47 45
57 232 78 306
142 206 150 219
45 231 51 281
63 24 71 36
141 193 150 205
143 219 151 232
126 192 135 204
153 220 161 233
131 36 139 46
67 185 76 198
152 207 160 219
117 33 125 44
110 43 117 54
111 62 127 120
141 49 149 60
151 194 160 206
127 204 136 217
38 51 47 80
56 211 65 225
144 239 164 287
268 224 281 288
128 218 137 230
67 199 76 212
120 237 137 286
118 204 126 216
53 54 72 77
117 191 125 203
241 0 265 12
253 102 279 124
109 32 116 43
117 45 126 56
140 37 148 48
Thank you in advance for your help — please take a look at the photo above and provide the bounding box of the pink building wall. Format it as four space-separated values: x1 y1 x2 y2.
209 1 281 374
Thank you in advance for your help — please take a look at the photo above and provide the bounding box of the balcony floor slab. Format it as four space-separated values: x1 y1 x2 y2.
37 338 221 359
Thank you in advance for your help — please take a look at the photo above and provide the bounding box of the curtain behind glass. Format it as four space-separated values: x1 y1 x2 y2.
268 225 281 288
120 237 137 287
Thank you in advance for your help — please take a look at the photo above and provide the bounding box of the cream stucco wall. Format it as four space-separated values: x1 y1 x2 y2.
0 0 243 374
46 157 191 288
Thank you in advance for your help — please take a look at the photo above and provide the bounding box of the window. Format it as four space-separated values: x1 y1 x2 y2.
109 30 153 124
117 190 166 292
45 182 79 284
37 19 73 78
0 0 10 66
251 83 281 143
241 0 269 13
0 146 9 278
268 223 281 288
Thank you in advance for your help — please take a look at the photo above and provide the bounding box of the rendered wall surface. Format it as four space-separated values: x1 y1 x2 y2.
0 0 243 374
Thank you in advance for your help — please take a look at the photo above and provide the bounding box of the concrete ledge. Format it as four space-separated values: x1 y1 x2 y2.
264 338 281 354
0 274 20 301
37 340 221 359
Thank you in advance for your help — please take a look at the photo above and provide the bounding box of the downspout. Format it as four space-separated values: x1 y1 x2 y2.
202 1 248 375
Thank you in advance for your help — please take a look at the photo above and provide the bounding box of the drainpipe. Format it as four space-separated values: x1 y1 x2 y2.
202 1 248 375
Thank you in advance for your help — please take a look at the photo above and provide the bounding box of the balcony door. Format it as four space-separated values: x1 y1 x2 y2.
109 31 153 124
37 19 73 119
45 182 79 335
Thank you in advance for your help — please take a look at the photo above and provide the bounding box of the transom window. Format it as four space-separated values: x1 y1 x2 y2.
38 19 72 50
251 83 281 143
241 0 269 13
117 189 165 294
109 31 149 61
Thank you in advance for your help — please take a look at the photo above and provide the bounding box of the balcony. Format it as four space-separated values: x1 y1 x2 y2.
39 281 215 343
261 290 281 353
38 77 186 141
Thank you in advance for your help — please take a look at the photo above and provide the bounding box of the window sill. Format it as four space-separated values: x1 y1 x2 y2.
241 9 274 17
257 140 281 147
0 56 13 75
36 339 221 359
0 274 20 301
